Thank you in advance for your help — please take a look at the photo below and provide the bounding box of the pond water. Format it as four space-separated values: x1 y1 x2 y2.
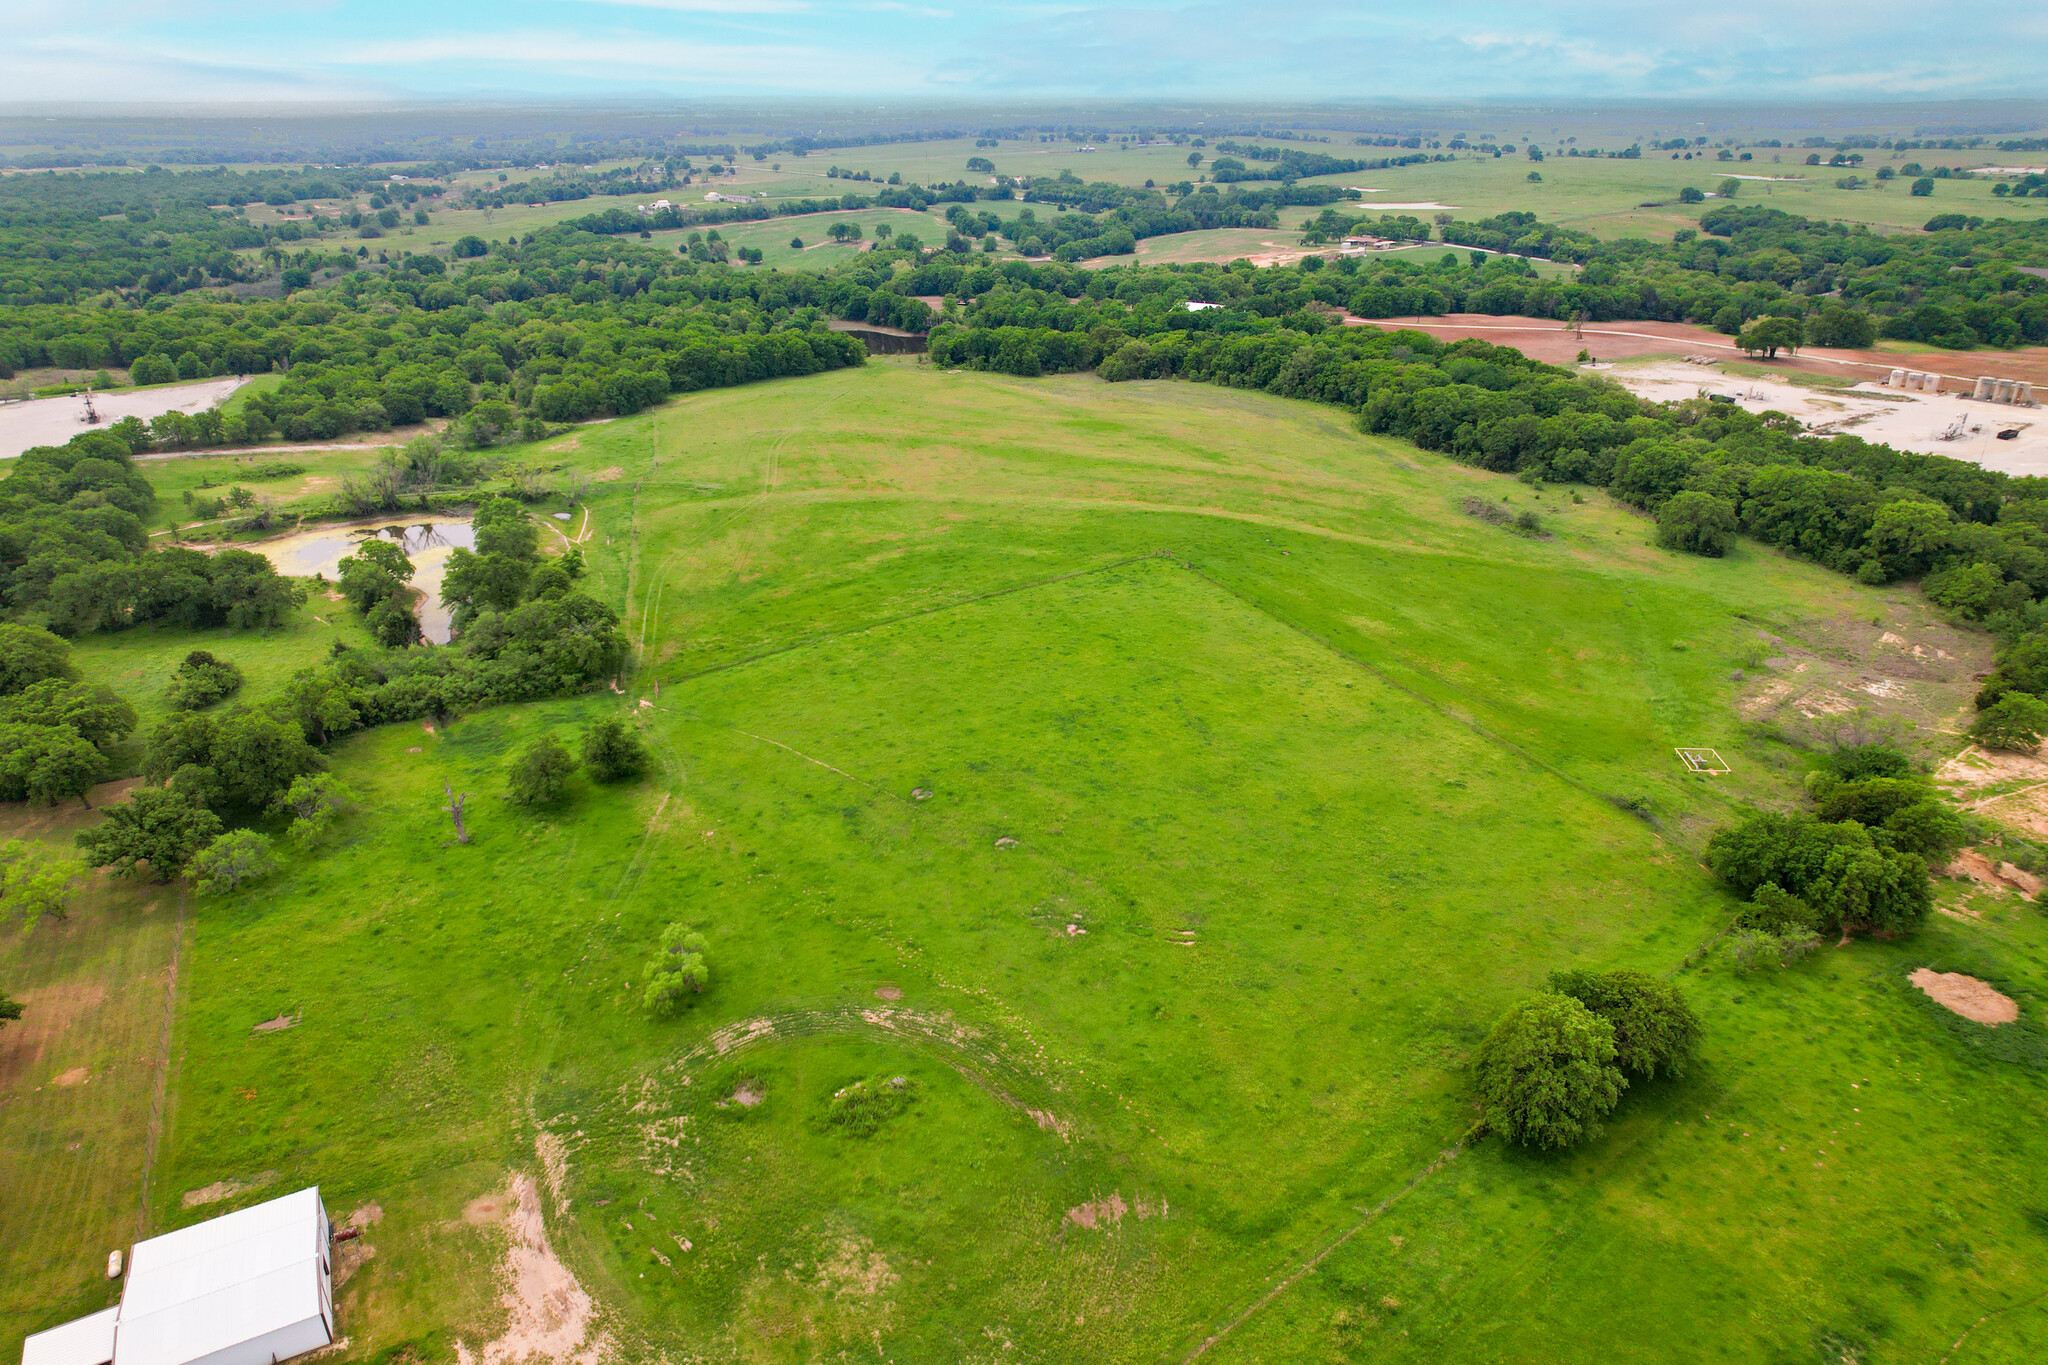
251 519 475 644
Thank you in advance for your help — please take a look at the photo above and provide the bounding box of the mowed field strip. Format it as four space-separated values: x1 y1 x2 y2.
3 360 2046 1363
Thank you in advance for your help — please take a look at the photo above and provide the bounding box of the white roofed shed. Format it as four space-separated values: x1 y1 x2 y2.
18 1188 334 1365
20 1308 117 1365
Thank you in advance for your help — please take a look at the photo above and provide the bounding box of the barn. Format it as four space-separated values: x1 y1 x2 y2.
20 1188 335 1365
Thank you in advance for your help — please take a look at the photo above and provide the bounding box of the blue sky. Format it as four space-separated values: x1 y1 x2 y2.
2 1 2043 105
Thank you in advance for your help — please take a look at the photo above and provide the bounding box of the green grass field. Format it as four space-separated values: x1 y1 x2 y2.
5 360 2047 1362
215 121 2048 279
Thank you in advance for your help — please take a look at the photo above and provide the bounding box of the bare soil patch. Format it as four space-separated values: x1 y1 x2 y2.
1736 614 1987 754
873 986 903 1001
0 980 109 1085
1065 1191 1168 1230
455 1173 609 1365
1346 313 2048 387
183 1170 278 1208
1909 969 2020 1025
253 1012 299 1032
1944 850 2038 899
463 1192 506 1226
53 1065 89 1087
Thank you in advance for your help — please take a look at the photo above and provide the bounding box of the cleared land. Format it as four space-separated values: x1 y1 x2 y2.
3 362 2047 1363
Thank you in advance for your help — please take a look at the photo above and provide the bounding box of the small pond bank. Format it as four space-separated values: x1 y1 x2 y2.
247 519 474 644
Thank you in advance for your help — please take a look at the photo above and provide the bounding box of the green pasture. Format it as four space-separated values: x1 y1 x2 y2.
4 361 2046 1362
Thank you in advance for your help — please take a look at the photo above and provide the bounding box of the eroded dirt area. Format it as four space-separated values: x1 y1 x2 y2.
1909 969 2020 1025
1737 612 1988 753
455 1173 610 1365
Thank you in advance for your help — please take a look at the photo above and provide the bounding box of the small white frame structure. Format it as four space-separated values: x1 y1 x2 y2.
1676 747 1731 775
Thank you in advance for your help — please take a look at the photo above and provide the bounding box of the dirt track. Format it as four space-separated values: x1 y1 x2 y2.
1345 313 2048 387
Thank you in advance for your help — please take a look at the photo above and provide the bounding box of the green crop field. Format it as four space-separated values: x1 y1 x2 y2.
5 360 2047 1363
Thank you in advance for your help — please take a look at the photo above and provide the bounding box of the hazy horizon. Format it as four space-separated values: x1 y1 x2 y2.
7 2 2045 107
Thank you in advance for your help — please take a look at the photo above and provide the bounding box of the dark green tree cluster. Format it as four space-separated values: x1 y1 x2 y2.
505 716 650 807
1474 971 1700 1149
1707 746 1950 942
1319 202 2048 348
0 627 137 805
0 428 302 637
336 537 421 647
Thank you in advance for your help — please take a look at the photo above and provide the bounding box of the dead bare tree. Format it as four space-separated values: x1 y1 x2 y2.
442 781 471 844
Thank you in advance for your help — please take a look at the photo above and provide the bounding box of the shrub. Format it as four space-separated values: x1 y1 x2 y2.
1728 927 1821 973
1816 776 1929 827
1473 993 1625 1149
0 839 87 929
821 1075 917 1137
643 923 710 1015
1655 490 1737 557
1971 693 2048 752
1547 970 1702 1079
582 717 650 782
507 736 575 807
186 829 279 896
1826 744 1914 782
271 773 357 849
1741 882 1817 935
164 650 244 711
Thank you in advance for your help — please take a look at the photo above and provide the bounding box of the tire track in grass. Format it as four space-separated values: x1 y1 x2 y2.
1179 1141 1469 1363
134 886 188 1239
635 375 845 680
667 549 1170 687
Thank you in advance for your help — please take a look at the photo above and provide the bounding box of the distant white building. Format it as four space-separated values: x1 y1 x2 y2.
1183 301 1223 311
703 192 755 204
21 1188 335 1365
639 199 674 213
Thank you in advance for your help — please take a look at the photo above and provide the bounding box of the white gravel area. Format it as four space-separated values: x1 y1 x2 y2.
1599 359 2046 474
0 377 250 460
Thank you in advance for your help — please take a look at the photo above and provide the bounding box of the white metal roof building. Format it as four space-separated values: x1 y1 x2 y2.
21 1188 334 1365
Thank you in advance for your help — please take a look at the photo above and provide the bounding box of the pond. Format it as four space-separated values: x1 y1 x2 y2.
250 519 475 644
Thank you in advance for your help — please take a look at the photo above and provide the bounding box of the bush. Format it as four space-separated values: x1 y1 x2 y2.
1547 970 1702 1079
821 1074 917 1137
163 650 243 710
582 717 650 782
186 829 279 896
271 773 357 849
1728 927 1822 973
507 736 575 807
0 839 87 929
1473 993 1625 1148
643 923 710 1015
1971 693 2048 752
1741 882 1817 935
1655 490 1737 557
1826 744 1914 782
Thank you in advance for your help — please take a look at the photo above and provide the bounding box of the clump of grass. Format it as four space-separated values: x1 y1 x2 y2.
1460 495 1510 525
820 1074 917 1137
